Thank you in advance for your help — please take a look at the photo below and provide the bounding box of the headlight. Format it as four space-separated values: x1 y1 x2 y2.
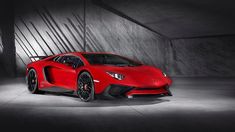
162 72 167 77
106 71 125 80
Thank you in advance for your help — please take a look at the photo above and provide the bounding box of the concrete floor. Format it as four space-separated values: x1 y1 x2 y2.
0 78 234 132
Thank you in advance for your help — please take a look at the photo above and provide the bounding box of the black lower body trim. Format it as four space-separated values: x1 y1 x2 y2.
40 87 74 93
97 85 133 99
98 84 172 99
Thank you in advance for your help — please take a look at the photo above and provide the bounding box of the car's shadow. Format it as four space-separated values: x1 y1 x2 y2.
40 92 170 107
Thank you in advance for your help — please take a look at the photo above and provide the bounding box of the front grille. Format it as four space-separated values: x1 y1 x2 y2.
134 85 167 91
134 88 160 90
108 85 133 96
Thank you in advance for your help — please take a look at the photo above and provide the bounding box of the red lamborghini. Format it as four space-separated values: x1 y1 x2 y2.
26 52 172 102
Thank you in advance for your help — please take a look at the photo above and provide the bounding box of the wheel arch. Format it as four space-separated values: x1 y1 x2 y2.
26 67 37 81
76 69 94 89
26 65 44 89
78 69 92 77
26 67 35 74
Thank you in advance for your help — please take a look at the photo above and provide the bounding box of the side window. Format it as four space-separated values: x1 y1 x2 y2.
73 57 84 68
57 55 84 68
53 56 60 62
57 56 66 64
62 56 74 66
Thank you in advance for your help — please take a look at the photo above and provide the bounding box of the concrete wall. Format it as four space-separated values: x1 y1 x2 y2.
86 1 169 71
14 0 85 75
171 38 235 77
86 0 235 77
13 0 235 77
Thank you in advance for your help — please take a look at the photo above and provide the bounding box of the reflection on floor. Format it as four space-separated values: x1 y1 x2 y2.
0 78 234 132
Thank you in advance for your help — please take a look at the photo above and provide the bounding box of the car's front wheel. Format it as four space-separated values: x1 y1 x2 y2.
77 71 95 102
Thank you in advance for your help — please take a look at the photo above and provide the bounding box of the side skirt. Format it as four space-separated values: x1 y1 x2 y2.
40 86 74 94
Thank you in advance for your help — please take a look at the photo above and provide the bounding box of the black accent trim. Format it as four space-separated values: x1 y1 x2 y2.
43 66 51 83
108 85 133 96
99 84 133 98
98 85 172 98
134 88 161 91
40 87 74 93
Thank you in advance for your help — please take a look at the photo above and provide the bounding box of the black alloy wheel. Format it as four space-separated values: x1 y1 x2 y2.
27 69 39 94
77 71 95 102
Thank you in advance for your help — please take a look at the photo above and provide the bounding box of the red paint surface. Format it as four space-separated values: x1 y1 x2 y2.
26 52 172 96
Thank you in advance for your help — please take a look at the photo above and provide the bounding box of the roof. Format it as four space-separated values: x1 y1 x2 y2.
62 51 115 56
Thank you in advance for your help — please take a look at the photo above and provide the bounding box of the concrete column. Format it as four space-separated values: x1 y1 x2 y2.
0 1 16 77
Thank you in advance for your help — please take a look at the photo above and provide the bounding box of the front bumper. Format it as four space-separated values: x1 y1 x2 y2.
99 84 172 98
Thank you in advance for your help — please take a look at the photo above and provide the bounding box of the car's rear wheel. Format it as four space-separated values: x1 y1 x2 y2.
27 69 40 94
77 71 95 102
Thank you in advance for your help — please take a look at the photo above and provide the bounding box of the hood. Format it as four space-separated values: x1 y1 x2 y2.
93 64 164 80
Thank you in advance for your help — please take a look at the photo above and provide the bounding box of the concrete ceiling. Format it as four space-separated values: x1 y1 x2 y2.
97 0 235 39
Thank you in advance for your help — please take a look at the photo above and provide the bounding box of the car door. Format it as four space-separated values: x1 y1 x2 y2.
65 56 85 88
49 55 77 90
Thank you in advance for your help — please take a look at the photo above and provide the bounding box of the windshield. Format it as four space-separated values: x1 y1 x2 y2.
82 54 142 66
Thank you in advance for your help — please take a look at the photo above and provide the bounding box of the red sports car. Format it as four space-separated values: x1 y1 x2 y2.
26 52 172 102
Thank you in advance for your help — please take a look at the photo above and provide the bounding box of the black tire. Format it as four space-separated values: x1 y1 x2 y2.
165 86 173 96
26 69 40 94
77 71 95 102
